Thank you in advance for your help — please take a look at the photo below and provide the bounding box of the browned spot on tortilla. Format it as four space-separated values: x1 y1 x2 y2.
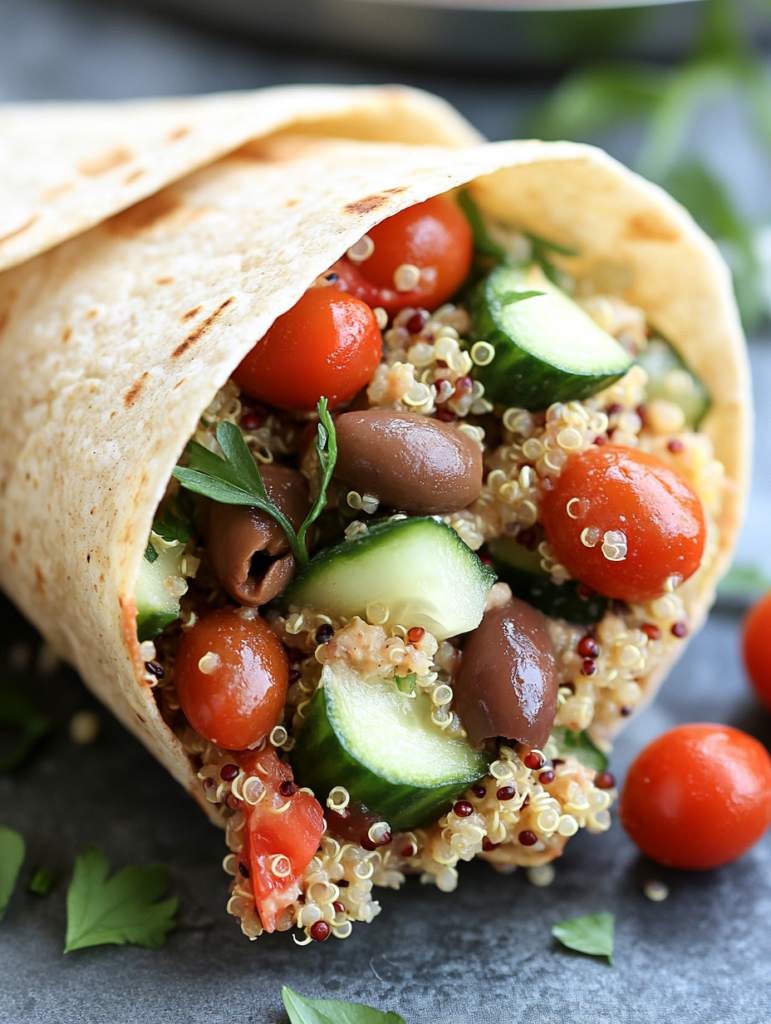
156 276 174 285
9 550 17 565
167 125 192 142
32 478 39 490
0 309 8 337
99 573 105 583
181 305 203 323
0 213 40 246
43 181 74 200
172 296 235 358
123 168 146 186
86 309 98 320
110 411 117 419
285 198 299 208
12 530 21 546
136 713 146 724
34 564 46 594
625 211 680 242
77 146 134 176
124 371 150 408
62 326 73 343
106 190 181 237
344 194 390 215
384 187 408 195
86 554 91 563
173 378 186 390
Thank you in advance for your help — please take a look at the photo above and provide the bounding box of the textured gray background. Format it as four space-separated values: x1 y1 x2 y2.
1 2 771 1021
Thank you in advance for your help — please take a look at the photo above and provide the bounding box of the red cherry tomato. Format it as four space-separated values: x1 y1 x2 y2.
236 747 325 932
743 591 771 712
540 445 706 602
233 287 382 411
174 606 288 750
330 195 473 317
619 723 771 870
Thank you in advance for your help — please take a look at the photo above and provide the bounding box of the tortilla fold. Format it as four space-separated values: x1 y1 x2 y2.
0 92 750 827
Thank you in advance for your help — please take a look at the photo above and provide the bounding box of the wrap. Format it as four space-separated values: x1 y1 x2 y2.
0 88 750 827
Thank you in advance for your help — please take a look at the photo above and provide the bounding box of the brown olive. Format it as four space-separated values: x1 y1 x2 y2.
206 464 310 606
454 598 559 750
333 410 483 515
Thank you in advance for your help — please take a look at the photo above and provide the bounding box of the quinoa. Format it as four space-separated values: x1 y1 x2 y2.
145 234 724 943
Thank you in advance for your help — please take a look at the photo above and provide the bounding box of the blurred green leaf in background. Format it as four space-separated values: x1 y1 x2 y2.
529 0 771 331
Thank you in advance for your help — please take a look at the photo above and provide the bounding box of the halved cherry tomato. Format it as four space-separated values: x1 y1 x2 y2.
236 747 325 932
330 195 473 317
233 287 382 411
743 591 771 712
174 606 288 750
619 724 771 870
540 445 706 603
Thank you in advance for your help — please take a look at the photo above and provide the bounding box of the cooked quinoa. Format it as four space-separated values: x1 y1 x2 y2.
140 215 724 944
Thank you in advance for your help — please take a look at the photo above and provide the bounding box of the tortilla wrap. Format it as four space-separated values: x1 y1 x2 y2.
0 112 750 826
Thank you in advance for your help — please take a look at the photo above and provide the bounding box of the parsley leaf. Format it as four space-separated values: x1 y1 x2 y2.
144 542 158 564
393 672 417 695
526 232 580 285
548 727 608 773
501 290 545 306
552 912 615 965
281 986 407 1024
0 682 53 774
0 826 25 921
718 563 771 601
151 491 196 546
28 865 55 897
173 399 336 570
64 845 178 952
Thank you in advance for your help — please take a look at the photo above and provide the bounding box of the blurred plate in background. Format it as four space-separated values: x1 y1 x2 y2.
128 0 716 71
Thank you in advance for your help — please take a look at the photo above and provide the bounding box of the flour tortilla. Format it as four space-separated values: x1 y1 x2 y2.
0 125 749 823
0 85 481 275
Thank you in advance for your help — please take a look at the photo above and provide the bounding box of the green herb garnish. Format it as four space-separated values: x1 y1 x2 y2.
172 399 336 570
458 189 509 262
552 912 615 965
548 726 609 774
0 826 25 922
526 232 580 285
281 986 407 1024
718 563 771 601
64 845 178 952
28 865 55 897
501 290 545 306
144 542 158 564
0 683 53 774
394 672 417 695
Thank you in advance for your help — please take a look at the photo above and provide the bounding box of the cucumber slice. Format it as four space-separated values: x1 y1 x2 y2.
469 264 632 410
274 517 495 641
636 335 711 429
292 665 491 831
487 535 609 627
135 539 186 642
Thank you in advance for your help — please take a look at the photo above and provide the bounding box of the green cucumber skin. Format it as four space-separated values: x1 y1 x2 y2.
134 544 184 642
136 608 179 643
469 268 630 411
292 687 490 833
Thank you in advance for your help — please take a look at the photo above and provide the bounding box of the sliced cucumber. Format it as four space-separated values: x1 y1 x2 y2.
469 264 632 410
135 537 186 642
292 665 491 831
487 535 609 627
273 517 495 641
636 335 711 429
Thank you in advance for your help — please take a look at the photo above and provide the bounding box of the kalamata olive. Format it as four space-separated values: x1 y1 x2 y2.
333 410 483 515
454 598 559 750
206 464 310 606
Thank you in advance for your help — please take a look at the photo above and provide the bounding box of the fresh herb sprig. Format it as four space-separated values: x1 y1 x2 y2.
65 845 177 952
552 912 615 965
282 986 407 1024
172 398 336 570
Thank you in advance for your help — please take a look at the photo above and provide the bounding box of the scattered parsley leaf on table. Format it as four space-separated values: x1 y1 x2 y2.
0 682 53 773
0 826 25 921
552 913 615 965
281 986 407 1024
65 845 178 952
28 865 55 897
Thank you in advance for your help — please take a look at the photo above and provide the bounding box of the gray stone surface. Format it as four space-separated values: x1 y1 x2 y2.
1 2 771 1021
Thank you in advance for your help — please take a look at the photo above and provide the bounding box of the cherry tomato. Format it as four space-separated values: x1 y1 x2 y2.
330 195 473 317
619 723 771 870
237 747 325 932
233 287 382 411
174 606 288 750
540 445 706 603
743 591 771 712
